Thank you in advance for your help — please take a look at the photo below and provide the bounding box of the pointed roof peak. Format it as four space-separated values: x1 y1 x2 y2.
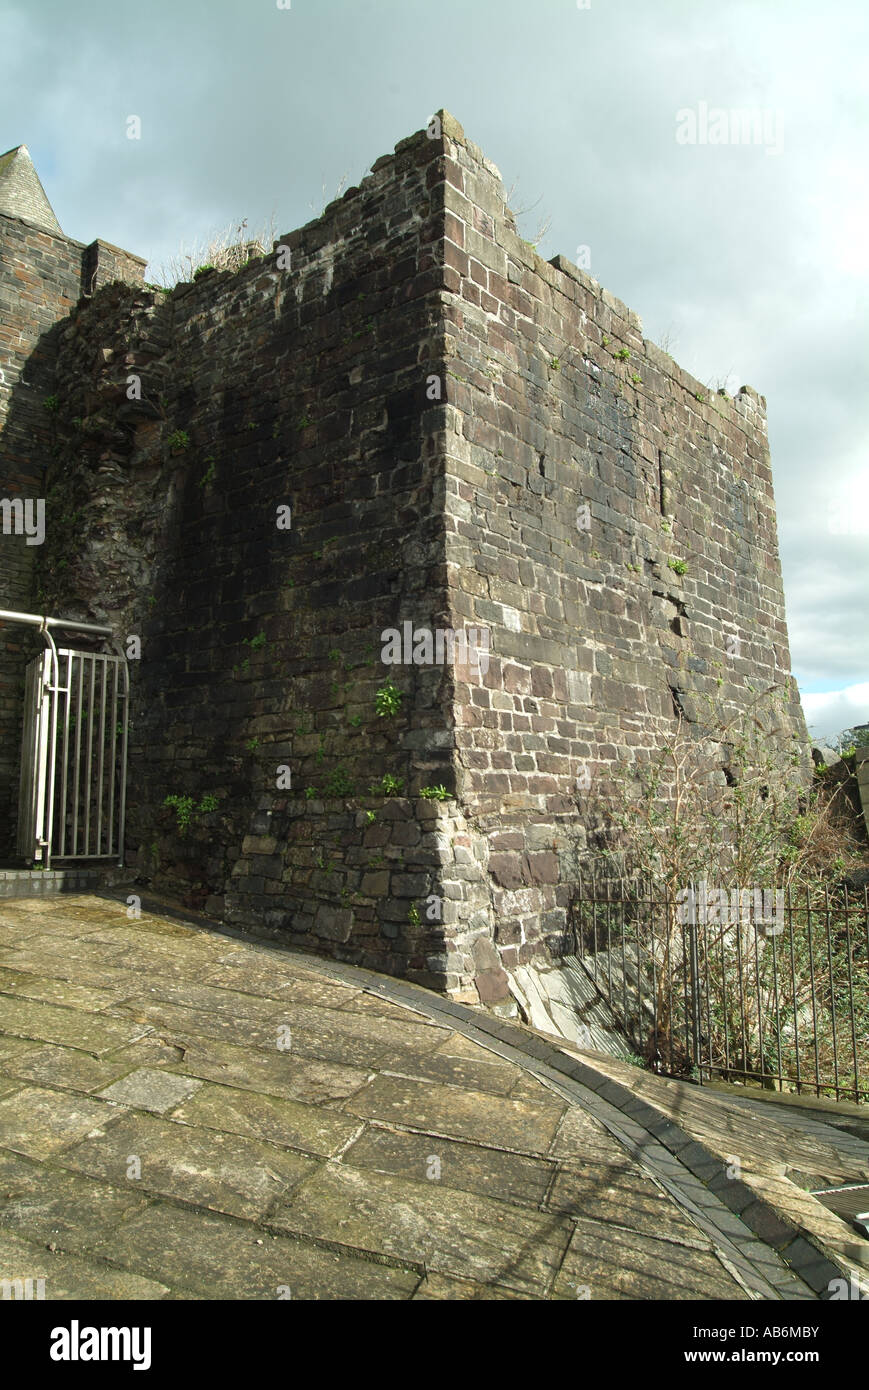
0 143 62 235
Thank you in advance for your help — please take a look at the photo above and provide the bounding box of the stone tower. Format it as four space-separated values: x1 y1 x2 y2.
0 115 809 1026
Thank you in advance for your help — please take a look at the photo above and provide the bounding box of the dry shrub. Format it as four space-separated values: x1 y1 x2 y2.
148 216 277 289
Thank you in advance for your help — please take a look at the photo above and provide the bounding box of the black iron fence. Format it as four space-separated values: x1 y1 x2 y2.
571 873 869 1103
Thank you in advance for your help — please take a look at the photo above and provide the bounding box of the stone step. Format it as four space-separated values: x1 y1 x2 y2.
0 866 107 898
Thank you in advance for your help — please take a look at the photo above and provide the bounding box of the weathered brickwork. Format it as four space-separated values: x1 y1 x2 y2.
0 204 145 853
0 112 809 1009
14 125 464 988
225 797 498 997
431 112 808 992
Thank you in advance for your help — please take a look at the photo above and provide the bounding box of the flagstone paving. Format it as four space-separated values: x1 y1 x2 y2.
0 892 856 1300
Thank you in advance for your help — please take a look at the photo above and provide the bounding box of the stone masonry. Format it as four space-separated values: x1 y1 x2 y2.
0 145 146 849
0 114 809 1010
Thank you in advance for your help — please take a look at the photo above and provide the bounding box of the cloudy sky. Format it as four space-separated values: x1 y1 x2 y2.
2 0 866 740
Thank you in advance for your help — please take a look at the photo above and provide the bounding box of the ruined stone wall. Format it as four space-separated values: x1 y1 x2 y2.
0 211 144 854
1 112 809 1011
30 124 482 989
0 215 83 853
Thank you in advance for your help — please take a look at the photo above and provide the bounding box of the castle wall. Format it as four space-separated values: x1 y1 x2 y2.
434 114 808 996
0 211 144 855
0 113 809 1012
0 216 83 853
32 126 483 990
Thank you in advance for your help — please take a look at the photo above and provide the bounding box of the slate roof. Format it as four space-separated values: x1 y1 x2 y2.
0 143 62 235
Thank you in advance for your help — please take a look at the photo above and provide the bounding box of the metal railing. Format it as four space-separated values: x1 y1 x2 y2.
2 610 128 868
572 873 869 1103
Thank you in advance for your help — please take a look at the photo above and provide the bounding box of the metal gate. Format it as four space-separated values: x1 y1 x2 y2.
2 611 128 868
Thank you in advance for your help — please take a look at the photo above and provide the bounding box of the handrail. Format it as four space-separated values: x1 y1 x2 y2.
0 608 113 638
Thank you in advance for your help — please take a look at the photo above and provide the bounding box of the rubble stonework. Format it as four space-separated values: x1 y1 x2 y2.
0 113 809 1010
0 153 146 840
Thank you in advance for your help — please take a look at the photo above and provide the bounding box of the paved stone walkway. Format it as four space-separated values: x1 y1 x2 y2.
571 1050 869 1285
0 893 851 1300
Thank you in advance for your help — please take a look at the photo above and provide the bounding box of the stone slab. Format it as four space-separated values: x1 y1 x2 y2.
270 1162 572 1296
0 965 132 1011
343 1124 555 1207
203 959 362 1010
85 1202 417 1300
0 994 148 1055
1 1043 137 1095
0 1037 38 1065
57 1111 320 1219
0 1229 169 1300
343 1072 566 1154
552 1216 750 1301
170 1081 361 1157
547 1162 710 1247
378 1040 522 1095
548 1100 639 1166
160 1034 372 1106
0 1148 151 1251
0 1087 122 1159
130 978 298 1024
97 1067 204 1114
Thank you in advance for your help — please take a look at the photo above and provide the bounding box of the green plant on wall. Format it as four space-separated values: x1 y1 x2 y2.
163 793 218 835
375 679 402 718
419 785 452 800
408 902 421 925
167 429 190 451
668 557 688 576
324 765 355 797
369 773 404 796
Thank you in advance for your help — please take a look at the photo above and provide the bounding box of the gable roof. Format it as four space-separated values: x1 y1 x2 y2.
0 144 63 235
